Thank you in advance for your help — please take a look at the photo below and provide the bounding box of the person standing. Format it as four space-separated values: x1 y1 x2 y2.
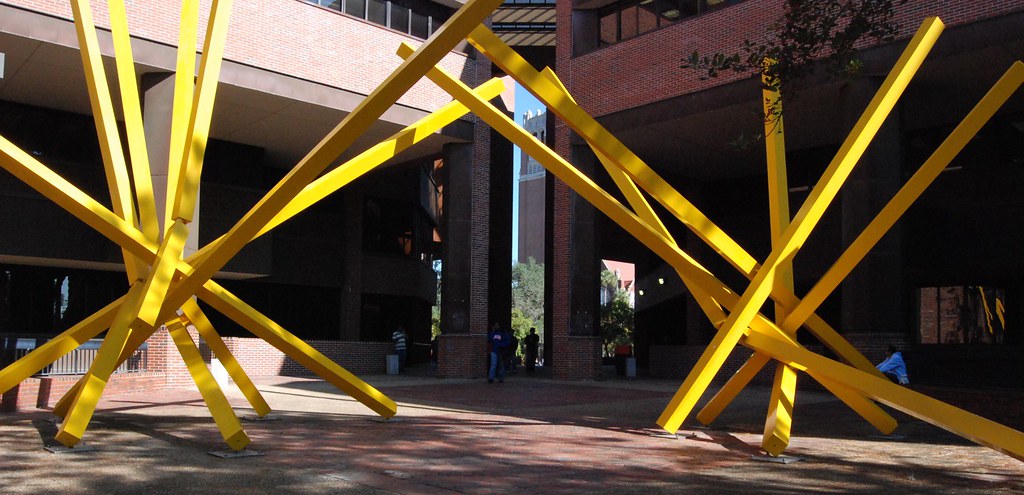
392 326 408 373
488 323 509 383
524 327 540 372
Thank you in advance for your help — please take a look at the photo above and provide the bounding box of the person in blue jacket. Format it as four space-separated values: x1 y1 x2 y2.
877 345 909 385
488 323 509 383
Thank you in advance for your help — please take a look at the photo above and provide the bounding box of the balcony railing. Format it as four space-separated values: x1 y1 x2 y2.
0 337 148 377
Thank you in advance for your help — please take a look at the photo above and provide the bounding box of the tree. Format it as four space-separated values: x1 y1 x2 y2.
682 0 906 128
511 257 544 332
599 269 633 356
600 290 634 357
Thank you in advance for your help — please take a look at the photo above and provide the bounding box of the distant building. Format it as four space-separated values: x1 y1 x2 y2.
517 109 546 264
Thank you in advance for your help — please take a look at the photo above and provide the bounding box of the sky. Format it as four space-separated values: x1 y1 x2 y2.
511 82 542 265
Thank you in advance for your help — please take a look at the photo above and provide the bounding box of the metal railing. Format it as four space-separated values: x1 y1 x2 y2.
1 337 148 376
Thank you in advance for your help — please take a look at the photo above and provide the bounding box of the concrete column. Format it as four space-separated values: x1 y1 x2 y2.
840 77 906 339
142 73 199 256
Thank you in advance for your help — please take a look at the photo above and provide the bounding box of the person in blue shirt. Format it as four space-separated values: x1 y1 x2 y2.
876 345 909 385
488 323 509 383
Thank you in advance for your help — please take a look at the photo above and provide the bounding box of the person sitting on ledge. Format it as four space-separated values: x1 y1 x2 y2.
876 345 910 385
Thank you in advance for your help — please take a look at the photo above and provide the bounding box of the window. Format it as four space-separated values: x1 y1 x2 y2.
595 0 745 48
305 0 451 40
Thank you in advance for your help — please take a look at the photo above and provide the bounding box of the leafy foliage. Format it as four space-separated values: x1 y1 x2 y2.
682 0 905 126
599 269 634 356
511 257 545 332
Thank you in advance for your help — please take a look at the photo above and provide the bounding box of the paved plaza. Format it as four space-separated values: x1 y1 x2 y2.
1 371 1023 494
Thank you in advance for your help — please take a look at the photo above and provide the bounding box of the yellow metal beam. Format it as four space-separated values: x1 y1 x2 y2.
165 0 200 231
761 71 799 457
171 0 234 223
69 0 146 280
656 18 944 434
56 283 147 447
165 318 251 451
743 329 1024 461
181 298 272 417
107 0 160 243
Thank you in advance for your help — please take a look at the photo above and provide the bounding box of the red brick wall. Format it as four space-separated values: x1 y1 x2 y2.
437 333 487 378
562 0 1024 118
6 0 480 113
553 335 602 380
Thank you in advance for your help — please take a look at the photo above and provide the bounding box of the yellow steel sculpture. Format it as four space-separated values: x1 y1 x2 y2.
1 0 1023 463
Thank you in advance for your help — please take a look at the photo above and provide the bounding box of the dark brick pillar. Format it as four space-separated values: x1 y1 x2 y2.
488 127 513 330
549 143 602 380
339 189 363 341
437 118 493 378
840 76 906 344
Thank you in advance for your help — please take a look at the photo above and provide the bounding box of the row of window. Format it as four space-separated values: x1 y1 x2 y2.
598 0 743 47
307 0 451 40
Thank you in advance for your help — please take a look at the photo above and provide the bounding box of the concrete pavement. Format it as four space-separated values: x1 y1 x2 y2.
1 371 1023 494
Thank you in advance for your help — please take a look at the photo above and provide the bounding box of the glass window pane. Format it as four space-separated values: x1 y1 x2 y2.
391 4 410 32
367 0 387 26
345 0 365 19
411 12 429 39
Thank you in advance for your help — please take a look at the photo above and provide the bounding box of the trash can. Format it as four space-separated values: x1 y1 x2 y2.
386 354 399 375
614 344 633 376
625 357 637 379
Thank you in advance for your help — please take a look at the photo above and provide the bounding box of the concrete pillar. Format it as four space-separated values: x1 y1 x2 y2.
840 77 906 340
142 73 199 256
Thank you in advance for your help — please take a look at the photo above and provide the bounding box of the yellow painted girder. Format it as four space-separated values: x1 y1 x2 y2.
172 0 234 223
469 28 879 378
761 73 799 456
166 318 251 451
743 329 1024 461
69 0 146 280
57 221 188 445
107 0 160 243
181 298 272 417
56 283 147 447
656 17 944 434
165 0 200 232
